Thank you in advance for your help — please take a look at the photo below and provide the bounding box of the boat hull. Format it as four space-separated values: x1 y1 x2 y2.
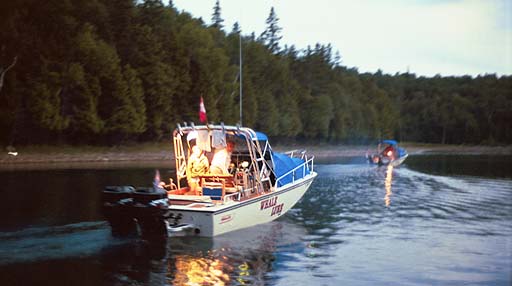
367 154 408 167
166 172 317 237
102 124 318 239
389 154 408 167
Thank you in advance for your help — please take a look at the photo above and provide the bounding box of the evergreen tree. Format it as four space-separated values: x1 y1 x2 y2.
211 0 224 29
1 0 511 146
231 22 241 34
260 7 282 54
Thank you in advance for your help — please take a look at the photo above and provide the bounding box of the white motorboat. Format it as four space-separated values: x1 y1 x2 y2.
103 124 317 238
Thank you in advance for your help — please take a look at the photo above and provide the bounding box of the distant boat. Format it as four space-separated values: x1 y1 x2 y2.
102 124 317 238
366 139 408 167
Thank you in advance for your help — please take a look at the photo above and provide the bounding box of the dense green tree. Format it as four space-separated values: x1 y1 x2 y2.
104 65 146 139
0 0 511 146
237 39 264 128
437 93 476 144
302 95 334 138
104 0 138 62
130 23 176 139
73 23 140 140
177 20 230 123
27 71 69 132
64 62 104 137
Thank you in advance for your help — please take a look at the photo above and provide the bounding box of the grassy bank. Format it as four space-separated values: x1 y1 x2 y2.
1 142 511 167
1 143 173 165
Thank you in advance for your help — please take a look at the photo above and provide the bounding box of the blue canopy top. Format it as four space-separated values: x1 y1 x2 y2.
272 152 310 187
236 131 268 141
254 132 268 141
382 139 398 146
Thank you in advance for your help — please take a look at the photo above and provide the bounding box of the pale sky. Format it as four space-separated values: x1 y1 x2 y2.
172 0 512 77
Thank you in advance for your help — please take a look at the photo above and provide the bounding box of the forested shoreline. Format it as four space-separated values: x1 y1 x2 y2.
1 0 511 147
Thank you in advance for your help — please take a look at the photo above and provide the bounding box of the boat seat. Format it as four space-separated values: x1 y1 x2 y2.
202 181 224 200
199 174 240 200
224 187 238 194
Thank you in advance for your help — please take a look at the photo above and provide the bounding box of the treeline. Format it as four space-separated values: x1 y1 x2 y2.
0 0 510 146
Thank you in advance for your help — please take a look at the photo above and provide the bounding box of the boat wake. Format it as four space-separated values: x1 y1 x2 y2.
276 163 512 285
309 163 512 236
0 221 128 265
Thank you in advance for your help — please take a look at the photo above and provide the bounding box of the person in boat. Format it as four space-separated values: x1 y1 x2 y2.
210 140 235 175
187 144 209 195
381 144 396 161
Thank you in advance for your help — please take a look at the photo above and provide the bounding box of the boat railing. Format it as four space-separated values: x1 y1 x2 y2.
274 156 314 189
284 149 307 160
223 191 241 203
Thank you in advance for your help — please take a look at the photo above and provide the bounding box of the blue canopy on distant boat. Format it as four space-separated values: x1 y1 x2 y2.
382 139 398 146
396 147 407 158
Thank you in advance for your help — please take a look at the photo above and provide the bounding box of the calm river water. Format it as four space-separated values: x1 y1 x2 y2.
0 155 511 285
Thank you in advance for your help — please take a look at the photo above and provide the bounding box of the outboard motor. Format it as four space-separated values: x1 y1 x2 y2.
132 187 167 205
102 186 138 236
132 187 169 240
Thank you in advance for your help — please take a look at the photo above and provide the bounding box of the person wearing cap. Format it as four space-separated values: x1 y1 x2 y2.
382 144 395 160
186 144 209 195
187 130 198 146
210 141 235 175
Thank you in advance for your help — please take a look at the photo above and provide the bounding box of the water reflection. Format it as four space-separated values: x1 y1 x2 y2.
1 160 511 286
169 252 260 285
384 165 394 207
165 223 285 285
171 254 231 285
99 221 299 286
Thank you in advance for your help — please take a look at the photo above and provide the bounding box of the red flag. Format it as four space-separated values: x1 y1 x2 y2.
199 97 207 123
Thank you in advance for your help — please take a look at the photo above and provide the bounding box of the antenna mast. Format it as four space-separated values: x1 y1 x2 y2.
239 33 243 126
